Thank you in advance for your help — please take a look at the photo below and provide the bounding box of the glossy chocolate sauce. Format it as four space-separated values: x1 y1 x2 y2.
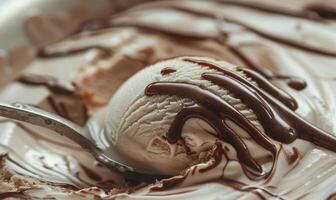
227 46 307 91
285 147 300 165
161 67 177 75
145 58 336 174
183 58 298 110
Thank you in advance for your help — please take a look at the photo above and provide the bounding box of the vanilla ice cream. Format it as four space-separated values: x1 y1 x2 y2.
87 56 267 175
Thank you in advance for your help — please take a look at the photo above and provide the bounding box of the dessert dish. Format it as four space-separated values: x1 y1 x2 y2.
1 0 336 199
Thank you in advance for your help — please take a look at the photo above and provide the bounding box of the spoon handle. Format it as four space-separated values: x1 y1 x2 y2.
0 101 95 151
0 101 137 174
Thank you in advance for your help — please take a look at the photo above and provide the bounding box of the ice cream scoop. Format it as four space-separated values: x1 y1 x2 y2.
88 56 336 176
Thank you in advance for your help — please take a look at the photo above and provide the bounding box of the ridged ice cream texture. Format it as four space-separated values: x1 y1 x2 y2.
93 56 268 175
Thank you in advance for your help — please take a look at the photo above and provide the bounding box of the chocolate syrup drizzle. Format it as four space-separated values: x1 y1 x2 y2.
227 46 307 91
161 67 177 75
146 58 336 174
183 58 298 110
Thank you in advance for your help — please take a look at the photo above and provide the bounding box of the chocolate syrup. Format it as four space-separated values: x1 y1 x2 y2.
161 67 177 75
228 45 307 91
272 75 307 91
286 147 300 165
183 58 298 110
145 58 336 174
146 82 264 172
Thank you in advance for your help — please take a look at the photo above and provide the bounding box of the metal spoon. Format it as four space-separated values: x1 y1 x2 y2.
0 101 164 181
